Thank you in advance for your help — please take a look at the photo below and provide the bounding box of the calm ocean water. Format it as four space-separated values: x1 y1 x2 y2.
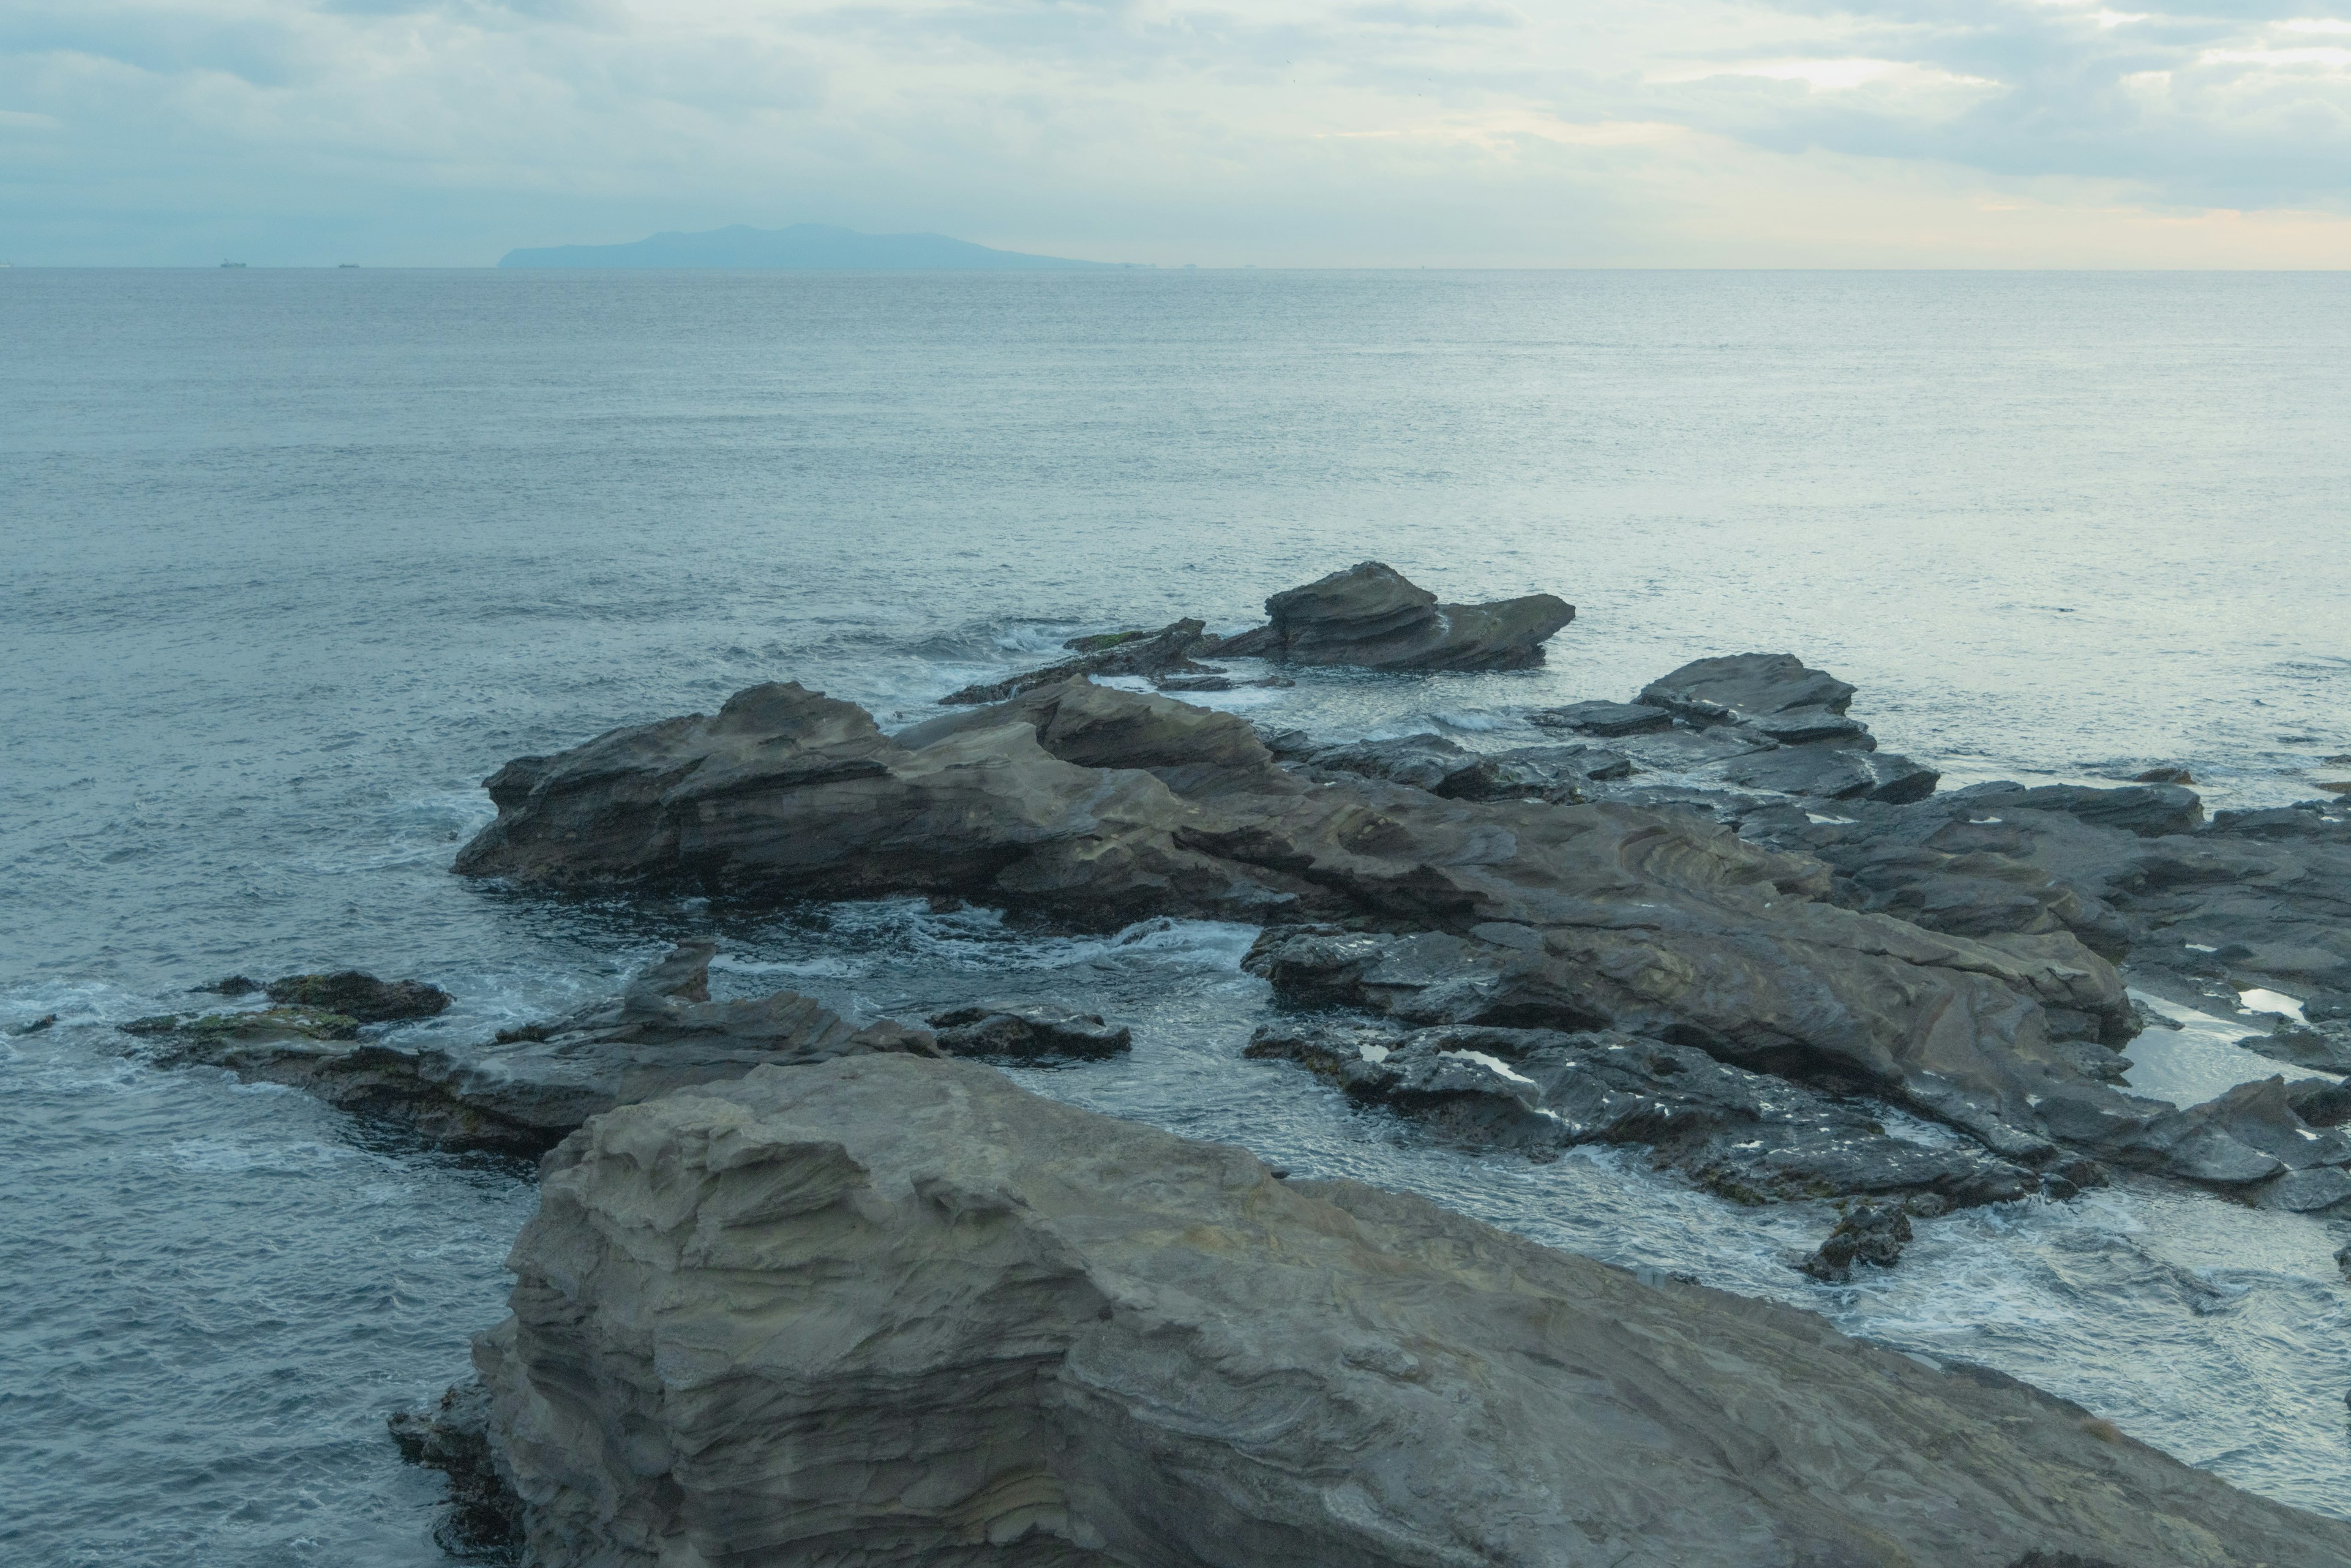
5 268 2350 1563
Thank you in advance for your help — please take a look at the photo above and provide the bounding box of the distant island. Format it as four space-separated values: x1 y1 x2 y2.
497 223 1119 270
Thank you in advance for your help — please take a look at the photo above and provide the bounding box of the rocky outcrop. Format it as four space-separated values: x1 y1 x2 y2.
1208 561 1574 670
264 970 452 1021
1244 1018 2060 1210
389 1380 522 1556
470 1054 2351 1567
1241 923 2351 1198
455 677 2148 1157
927 1004 1131 1060
943 620 1224 706
129 944 936 1154
1739 788 2350 1060
1800 1201 1914 1283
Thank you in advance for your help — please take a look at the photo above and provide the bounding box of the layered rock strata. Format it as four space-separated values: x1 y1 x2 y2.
453 677 2142 1158
1243 1018 2063 1210
1242 923 2351 1198
130 944 934 1154
471 1054 2351 1568
1207 560 1574 670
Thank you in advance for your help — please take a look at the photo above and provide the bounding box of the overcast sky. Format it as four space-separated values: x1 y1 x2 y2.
5 0 2349 266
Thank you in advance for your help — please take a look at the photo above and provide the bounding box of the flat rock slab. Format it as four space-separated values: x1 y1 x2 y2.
131 944 937 1154
474 1054 2351 1568
1211 560 1573 670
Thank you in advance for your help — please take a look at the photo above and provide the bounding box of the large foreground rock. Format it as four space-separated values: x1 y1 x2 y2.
471 1054 2351 1567
136 944 934 1153
1209 560 1574 670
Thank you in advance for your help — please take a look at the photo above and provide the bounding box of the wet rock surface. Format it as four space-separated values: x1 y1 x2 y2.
127 944 936 1155
469 1054 2351 1568
1207 560 1574 670
1243 1018 2054 1209
1800 1202 1914 1283
263 970 453 1022
456 677 2140 1168
942 618 1223 705
926 1003 1132 1060
388 1380 522 1560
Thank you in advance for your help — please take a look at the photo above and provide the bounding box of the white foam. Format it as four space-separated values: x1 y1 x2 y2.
1440 1048 1536 1086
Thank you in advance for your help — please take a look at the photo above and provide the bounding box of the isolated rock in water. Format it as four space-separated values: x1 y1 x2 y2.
264 970 452 1022
197 975 259 996
1639 653 1861 737
12 1013 58 1036
1799 1201 1914 1283
1245 1019 2050 1210
1529 698 1673 737
926 1003 1131 1060
457 677 2151 1158
942 618 1220 705
471 1054 2351 1568
133 943 935 1153
1210 560 1573 670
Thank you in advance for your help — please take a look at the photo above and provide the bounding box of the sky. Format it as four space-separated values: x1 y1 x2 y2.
3 0 2349 266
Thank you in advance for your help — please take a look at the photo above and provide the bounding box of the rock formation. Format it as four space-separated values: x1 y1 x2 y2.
1244 1018 2061 1210
928 1003 1132 1060
1207 560 1573 669
467 1054 2351 1567
454 678 2142 1150
127 944 934 1154
942 619 1225 706
263 970 453 1021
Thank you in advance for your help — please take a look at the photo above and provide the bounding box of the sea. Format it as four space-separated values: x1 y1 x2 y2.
4 268 2349 1564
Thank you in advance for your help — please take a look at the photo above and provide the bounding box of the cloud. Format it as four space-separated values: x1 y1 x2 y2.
0 0 2347 264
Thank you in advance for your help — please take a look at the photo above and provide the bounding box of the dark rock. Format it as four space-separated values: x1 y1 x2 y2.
2242 1019 2351 1075
1246 1019 2045 1209
1799 1201 1914 1283
11 1013 57 1036
133 944 936 1155
1206 561 1574 670
470 1054 2351 1568
264 970 452 1022
926 1003 1131 1060
1951 780 2205 838
1638 653 1859 730
459 677 2152 1164
2334 1243 2351 1278
942 617 1219 705
389 1379 523 1559
197 975 258 996
1528 699 1673 737
2134 767 2195 785
1712 746 1940 805
1294 734 1625 803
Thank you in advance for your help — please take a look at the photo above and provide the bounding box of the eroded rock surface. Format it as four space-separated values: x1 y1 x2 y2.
928 1003 1132 1060
132 944 935 1153
943 619 1223 706
1208 560 1574 670
471 1054 2351 1568
1244 1019 2057 1210
264 970 453 1021
456 677 2147 1160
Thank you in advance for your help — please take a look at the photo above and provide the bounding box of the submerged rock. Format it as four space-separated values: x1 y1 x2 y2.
470 1054 2351 1568
388 1379 522 1559
264 970 452 1022
1529 698 1673 737
926 1003 1131 1060
1245 1019 2053 1209
131 944 936 1154
1209 560 1573 670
